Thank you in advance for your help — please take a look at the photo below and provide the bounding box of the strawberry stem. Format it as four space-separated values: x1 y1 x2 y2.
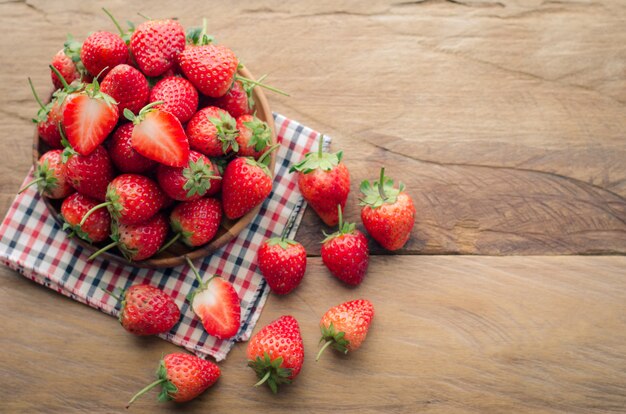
87 241 118 261
234 74 290 97
199 18 208 44
102 8 124 37
337 204 343 230
157 233 181 254
17 177 44 194
317 134 324 158
137 12 152 21
80 201 111 226
100 286 122 302
49 64 70 90
126 378 167 409
253 370 272 388
185 256 205 286
257 143 280 166
28 78 46 110
377 167 387 201
316 340 334 362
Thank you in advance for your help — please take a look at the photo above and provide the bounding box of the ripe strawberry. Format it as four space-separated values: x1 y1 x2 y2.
167 197 222 247
360 168 416 250
107 123 157 173
61 193 111 243
321 206 369 286
316 299 375 361
50 49 80 90
221 146 278 220
257 236 306 295
80 31 128 77
124 102 190 167
130 19 186 77
100 64 150 115
19 150 73 199
63 144 115 201
236 114 272 159
186 257 241 339
149 76 199 123
96 174 166 225
156 151 221 201
105 284 180 336
186 106 239 157
205 80 252 118
247 315 304 393
29 77 63 148
127 353 220 407
290 135 350 226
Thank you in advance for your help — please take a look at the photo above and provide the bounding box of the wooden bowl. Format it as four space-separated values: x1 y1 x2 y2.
33 67 276 269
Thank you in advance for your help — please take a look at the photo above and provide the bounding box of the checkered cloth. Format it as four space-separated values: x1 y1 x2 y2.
0 113 327 361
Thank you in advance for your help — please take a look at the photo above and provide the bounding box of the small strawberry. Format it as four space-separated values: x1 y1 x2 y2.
164 197 222 248
316 299 375 361
221 145 278 220
321 206 370 286
186 106 239 157
257 233 306 295
101 64 150 115
104 284 180 336
205 79 252 118
18 150 74 199
124 102 190 167
126 353 220 407
63 144 115 201
360 168 416 250
149 76 199 123
185 257 241 340
29 77 63 148
61 193 111 243
235 114 272 159
80 31 128 77
246 315 304 393
156 151 221 201
107 123 157 173
50 48 80 90
130 19 186 77
290 135 350 226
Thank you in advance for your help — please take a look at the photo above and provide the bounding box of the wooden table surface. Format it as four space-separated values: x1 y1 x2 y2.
1 1 625 413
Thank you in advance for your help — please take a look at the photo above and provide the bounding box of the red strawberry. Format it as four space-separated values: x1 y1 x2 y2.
124 102 190 167
105 284 180 336
64 145 115 201
205 80 252 118
186 257 240 339
89 213 168 262
80 31 128 77
98 174 166 225
156 151 221 201
127 353 220 407
100 64 150 115
29 77 63 148
61 193 111 243
107 123 157 173
186 106 239 157
321 206 369 286
221 146 278 219
257 236 306 295
236 114 272 159
19 150 73 199
316 299 375 361
50 49 80 90
149 76 199 123
130 19 186 77
166 197 222 248
290 135 350 226
246 315 304 393
360 168 416 250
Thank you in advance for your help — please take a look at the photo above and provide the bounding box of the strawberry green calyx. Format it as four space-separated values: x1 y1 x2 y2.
83 75 118 107
289 135 341 174
316 322 350 361
79 186 122 227
243 116 272 152
322 205 355 243
243 143 280 176
248 352 292 394
62 221 92 243
266 237 299 250
59 128 78 164
234 71 290 97
124 101 164 124
63 34 87 77
18 159 58 195
186 18 214 46
359 167 405 209
182 157 221 198
49 64 84 98
208 112 239 153
184 256 219 302
126 359 178 408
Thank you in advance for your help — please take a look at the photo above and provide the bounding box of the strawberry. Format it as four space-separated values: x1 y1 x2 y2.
205 79 252 118
221 145 278 220
88 213 168 261
50 49 80 91
29 77 63 148
104 284 180 336
61 193 111 243
124 102 190 167
80 31 128 77
164 197 222 248
290 135 350 226
107 123 157 173
126 353 220 407
186 106 239 157
130 19 186 77
257 235 306 295
19 150 73 199
156 151 221 201
316 299 375 361
246 315 304 393
235 114 272 159
149 76 199 123
100 64 150 115
63 144 115 201
321 206 370 286
186 257 240 339
360 168 416 251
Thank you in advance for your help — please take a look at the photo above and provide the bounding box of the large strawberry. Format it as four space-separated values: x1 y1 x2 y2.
124 102 190 167
165 197 222 248
257 233 306 295
80 31 128 77
316 299 375 361
321 206 369 286
63 144 115 201
19 150 73 199
50 48 80 90
247 315 304 393
360 168 415 250
107 123 157 173
149 76 199 123
221 145 278 220
127 353 220 407
156 151 221 202
236 114 272 159
186 106 239 156
100 64 150 115
186 257 240 339
61 193 111 243
130 19 186 77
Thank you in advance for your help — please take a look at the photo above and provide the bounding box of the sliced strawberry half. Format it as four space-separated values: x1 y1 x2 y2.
125 102 190 167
